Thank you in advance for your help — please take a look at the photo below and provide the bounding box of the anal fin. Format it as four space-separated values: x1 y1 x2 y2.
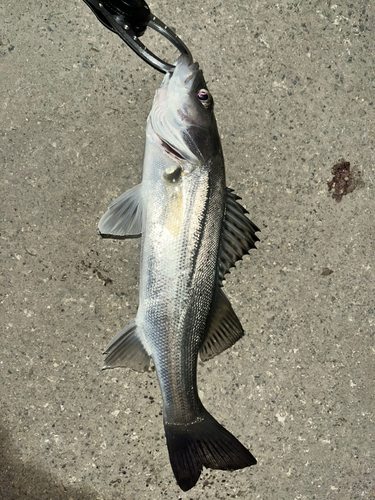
199 287 244 362
102 320 150 372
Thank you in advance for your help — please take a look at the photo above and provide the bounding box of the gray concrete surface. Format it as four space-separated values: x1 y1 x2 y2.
1 0 374 498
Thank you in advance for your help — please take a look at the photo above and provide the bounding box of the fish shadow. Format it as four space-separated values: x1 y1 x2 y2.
0 418 96 500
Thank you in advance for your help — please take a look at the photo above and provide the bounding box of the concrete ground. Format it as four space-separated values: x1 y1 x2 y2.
1 1 374 499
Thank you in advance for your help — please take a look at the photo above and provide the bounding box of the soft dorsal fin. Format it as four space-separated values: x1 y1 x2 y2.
102 319 150 373
98 183 143 238
217 188 260 286
199 287 244 361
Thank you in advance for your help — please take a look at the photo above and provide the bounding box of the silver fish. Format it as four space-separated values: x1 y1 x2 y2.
98 55 259 491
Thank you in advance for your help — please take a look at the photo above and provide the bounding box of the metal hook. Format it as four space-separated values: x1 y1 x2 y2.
82 0 192 73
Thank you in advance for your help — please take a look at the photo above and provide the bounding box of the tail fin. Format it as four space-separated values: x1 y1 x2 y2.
164 408 256 491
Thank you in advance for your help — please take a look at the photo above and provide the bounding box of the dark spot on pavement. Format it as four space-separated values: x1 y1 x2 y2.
76 252 112 285
327 159 361 202
321 267 334 276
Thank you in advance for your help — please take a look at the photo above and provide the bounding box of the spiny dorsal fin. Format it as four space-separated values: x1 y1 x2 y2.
98 183 143 238
199 287 244 362
102 320 150 373
217 188 260 286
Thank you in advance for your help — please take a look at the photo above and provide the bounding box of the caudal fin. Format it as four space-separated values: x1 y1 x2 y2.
164 408 256 491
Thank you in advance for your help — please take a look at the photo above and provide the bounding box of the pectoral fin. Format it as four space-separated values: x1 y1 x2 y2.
102 320 150 372
217 188 260 286
98 183 143 238
199 287 244 362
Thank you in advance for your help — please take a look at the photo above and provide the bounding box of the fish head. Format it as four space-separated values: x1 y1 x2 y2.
148 55 221 169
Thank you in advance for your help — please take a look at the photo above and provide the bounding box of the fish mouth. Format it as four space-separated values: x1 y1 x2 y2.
173 58 199 85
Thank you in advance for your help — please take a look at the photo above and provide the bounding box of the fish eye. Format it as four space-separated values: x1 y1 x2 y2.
197 89 212 108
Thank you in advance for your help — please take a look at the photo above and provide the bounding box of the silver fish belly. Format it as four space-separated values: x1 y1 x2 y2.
98 55 259 491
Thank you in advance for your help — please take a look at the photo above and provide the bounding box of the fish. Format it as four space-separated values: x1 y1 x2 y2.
98 54 260 491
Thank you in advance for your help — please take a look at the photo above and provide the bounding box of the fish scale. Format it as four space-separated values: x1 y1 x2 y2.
143 173 222 423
